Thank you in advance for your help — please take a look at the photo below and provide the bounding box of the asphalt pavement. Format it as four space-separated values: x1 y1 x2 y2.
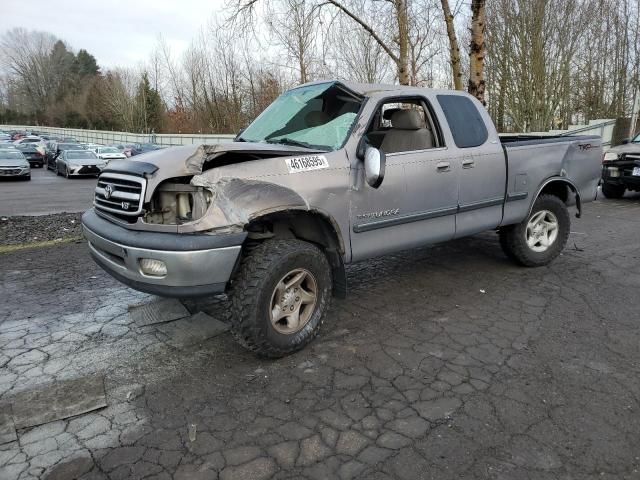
1 195 639 479
0 167 96 216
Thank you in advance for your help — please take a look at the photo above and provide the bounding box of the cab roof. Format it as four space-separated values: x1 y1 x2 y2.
295 79 471 99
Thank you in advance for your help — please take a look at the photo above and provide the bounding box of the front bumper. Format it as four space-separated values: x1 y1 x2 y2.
602 160 640 190
69 164 104 176
0 167 30 177
82 209 246 297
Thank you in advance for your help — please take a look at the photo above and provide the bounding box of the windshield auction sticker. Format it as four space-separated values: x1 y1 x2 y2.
285 155 329 174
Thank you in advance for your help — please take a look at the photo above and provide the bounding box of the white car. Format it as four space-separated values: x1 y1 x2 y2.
14 136 46 155
83 143 103 151
94 146 127 162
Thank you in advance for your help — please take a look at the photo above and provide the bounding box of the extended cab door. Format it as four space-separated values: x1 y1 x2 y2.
349 96 460 261
436 94 506 237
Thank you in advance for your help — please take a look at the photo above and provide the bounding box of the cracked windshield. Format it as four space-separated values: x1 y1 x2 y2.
239 82 362 150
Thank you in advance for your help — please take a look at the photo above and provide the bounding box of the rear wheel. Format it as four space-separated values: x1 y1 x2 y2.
499 194 570 267
601 182 625 199
228 239 332 358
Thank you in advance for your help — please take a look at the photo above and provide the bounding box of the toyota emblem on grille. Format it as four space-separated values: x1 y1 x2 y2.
104 184 114 199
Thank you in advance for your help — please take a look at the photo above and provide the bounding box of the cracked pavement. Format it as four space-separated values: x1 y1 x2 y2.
1 195 640 479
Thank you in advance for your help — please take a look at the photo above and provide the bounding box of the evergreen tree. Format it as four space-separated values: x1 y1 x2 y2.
135 72 164 133
75 49 100 77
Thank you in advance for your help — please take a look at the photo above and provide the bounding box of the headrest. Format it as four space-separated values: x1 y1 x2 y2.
305 111 330 127
391 110 422 130
383 108 401 121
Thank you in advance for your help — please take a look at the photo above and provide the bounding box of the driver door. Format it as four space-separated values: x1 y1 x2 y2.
349 97 459 262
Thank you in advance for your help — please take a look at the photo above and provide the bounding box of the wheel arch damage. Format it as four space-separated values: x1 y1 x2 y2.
186 175 347 298
531 177 582 218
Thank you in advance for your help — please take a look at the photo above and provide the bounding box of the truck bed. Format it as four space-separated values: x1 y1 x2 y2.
499 134 602 226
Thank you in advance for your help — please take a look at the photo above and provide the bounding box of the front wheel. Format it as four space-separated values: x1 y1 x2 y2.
499 194 570 267
228 239 332 358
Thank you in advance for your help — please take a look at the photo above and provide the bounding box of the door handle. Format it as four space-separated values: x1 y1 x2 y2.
436 161 451 172
462 159 475 169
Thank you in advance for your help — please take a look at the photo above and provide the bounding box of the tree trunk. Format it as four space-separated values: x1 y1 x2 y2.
395 0 410 85
440 0 463 90
468 0 486 105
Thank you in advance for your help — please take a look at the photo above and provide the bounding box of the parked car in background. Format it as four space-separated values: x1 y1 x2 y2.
13 135 43 146
601 132 640 198
110 144 134 157
10 131 26 141
15 143 45 168
83 143 103 151
130 143 163 156
0 148 30 180
46 142 85 170
62 137 79 142
56 149 105 177
93 146 127 162
0 133 12 144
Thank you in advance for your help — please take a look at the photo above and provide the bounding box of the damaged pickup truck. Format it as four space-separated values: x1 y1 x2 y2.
82 80 602 357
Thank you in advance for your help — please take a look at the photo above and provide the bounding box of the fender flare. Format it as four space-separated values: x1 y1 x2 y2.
529 176 582 218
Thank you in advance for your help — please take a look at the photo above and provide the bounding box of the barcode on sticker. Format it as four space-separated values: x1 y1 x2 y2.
285 155 329 173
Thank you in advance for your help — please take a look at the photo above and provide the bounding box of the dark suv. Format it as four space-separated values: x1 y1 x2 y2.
16 144 45 168
601 132 640 198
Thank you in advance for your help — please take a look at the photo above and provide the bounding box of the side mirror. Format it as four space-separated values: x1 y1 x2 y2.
621 138 630 145
364 146 385 188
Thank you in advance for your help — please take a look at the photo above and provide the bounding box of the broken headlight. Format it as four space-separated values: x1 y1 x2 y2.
144 182 213 225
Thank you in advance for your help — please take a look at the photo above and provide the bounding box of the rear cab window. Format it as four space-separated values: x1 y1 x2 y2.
436 95 488 148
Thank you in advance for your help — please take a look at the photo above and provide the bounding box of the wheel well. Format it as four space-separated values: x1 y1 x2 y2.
536 179 582 218
540 180 570 203
243 210 347 298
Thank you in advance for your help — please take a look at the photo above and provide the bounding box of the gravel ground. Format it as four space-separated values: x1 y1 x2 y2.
0 212 84 247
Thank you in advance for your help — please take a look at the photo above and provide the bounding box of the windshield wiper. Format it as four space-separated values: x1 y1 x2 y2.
265 138 315 149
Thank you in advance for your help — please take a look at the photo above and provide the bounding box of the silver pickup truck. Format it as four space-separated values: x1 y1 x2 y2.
82 81 602 357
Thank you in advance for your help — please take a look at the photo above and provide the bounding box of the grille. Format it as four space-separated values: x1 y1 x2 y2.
79 165 101 174
620 154 640 177
0 168 21 175
94 172 146 217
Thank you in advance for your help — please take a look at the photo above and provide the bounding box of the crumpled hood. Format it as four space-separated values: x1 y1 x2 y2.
125 142 320 175
114 142 323 202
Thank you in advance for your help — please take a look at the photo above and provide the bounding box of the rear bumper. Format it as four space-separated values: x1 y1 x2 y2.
82 209 246 297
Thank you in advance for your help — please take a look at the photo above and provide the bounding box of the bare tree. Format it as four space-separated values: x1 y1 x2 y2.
327 1 393 83
231 0 417 84
440 0 463 89
468 0 486 104
0 28 57 114
267 0 318 83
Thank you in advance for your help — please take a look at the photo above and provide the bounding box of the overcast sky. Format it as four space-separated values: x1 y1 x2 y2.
2 0 227 68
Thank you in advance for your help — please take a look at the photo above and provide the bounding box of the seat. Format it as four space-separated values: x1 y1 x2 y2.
305 111 330 127
381 110 434 154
